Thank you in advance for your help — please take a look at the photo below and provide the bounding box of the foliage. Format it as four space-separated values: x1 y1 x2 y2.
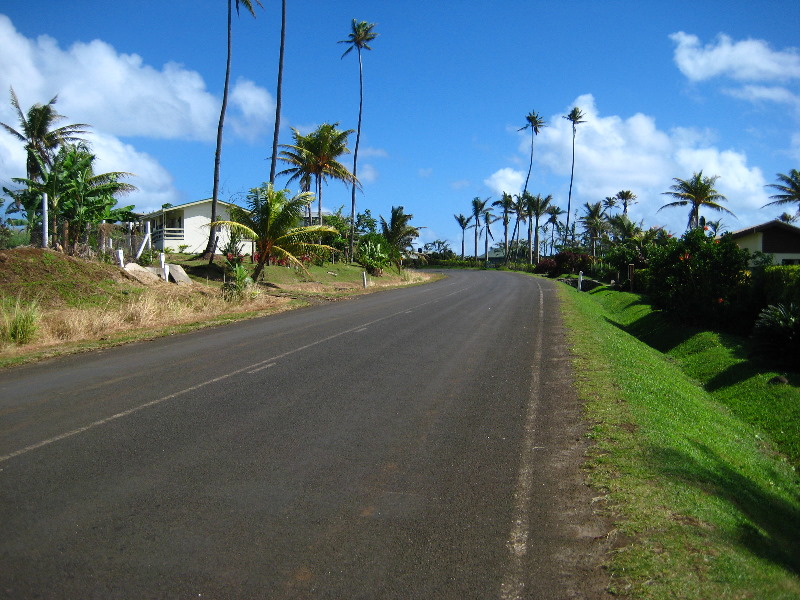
380 205 420 268
220 226 245 268
534 257 556 274
221 264 255 302
760 265 800 307
355 232 392 275
213 182 337 281
552 251 593 276
751 303 800 368
1 295 40 345
660 171 733 230
645 227 750 326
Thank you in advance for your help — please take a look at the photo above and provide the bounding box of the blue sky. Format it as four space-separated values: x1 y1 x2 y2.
1 1 799 251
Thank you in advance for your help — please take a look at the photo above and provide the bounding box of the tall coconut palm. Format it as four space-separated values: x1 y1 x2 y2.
763 169 800 215
492 192 514 262
602 196 617 214
526 193 552 264
0 88 88 183
482 208 496 263
545 204 565 255
519 110 546 195
509 193 527 262
615 189 638 215
268 0 287 185
470 196 489 261
580 201 606 257
205 0 263 257
279 122 358 229
562 106 586 244
213 183 337 281
659 171 734 230
454 213 472 259
339 19 378 259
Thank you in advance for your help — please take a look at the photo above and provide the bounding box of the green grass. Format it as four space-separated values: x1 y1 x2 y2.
587 287 800 466
558 284 800 598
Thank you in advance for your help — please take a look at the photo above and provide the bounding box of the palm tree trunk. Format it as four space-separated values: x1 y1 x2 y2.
349 47 365 261
564 126 576 245
205 0 233 258
268 0 286 184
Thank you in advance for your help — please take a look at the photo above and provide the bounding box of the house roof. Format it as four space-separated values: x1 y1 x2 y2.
139 198 242 219
725 219 800 239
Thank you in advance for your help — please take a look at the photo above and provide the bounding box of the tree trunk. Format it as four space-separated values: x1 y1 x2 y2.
204 0 233 258
269 0 286 184
349 47 365 261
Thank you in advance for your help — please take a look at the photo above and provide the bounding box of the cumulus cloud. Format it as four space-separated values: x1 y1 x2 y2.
670 31 800 82
507 94 772 233
358 163 378 184
483 168 524 196
0 14 275 212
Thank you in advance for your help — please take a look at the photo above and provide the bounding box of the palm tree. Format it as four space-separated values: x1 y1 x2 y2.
526 193 552 264
763 170 800 216
660 171 734 230
602 196 617 214
470 196 489 261
454 213 472 259
482 208 496 263
279 122 358 230
339 19 378 260
562 107 586 244
380 205 420 269
205 0 263 257
615 190 638 215
545 204 565 255
492 192 514 262
0 88 88 183
268 0 287 185
519 110 546 195
212 183 337 281
607 213 641 243
509 193 527 262
580 201 606 257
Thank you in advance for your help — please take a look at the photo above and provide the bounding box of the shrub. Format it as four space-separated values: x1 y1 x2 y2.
552 251 593 277
221 264 255 302
751 303 800 368
356 233 393 275
645 228 750 327
535 258 556 275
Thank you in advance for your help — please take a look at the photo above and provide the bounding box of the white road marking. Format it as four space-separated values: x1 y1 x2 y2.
500 282 545 599
247 363 276 374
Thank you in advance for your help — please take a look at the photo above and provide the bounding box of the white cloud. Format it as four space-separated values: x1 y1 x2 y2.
505 94 772 234
229 77 275 142
418 167 433 178
0 15 274 214
724 85 800 113
450 179 471 190
670 31 800 82
87 132 180 213
483 168 523 196
360 147 388 158
358 163 378 184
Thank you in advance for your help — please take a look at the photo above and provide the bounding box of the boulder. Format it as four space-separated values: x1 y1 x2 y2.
124 262 163 285
167 264 193 285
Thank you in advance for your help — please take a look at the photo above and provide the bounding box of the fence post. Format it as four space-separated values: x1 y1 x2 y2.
42 193 49 248
362 271 368 288
578 270 583 292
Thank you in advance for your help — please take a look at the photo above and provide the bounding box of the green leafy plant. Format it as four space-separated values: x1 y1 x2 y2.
1 296 40 345
751 303 800 368
356 233 391 275
221 264 255 302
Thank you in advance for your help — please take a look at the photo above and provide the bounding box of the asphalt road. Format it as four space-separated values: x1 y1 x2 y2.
0 270 609 599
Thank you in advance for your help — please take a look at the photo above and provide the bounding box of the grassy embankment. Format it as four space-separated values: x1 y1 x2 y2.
0 248 432 368
558 283 800 598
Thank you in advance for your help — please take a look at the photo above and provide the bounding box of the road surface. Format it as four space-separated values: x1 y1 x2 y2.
0 270 609 599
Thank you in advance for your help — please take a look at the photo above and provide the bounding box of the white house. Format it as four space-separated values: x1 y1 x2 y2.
140 199 254 255
727 220 800 265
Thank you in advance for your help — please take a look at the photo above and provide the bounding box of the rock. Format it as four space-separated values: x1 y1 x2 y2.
768 375 789 385
124 262 162 285
167 264 193 285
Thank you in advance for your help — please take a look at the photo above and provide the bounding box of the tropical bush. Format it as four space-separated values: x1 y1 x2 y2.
221 264 255 302
552 251 593 277
355 232 392 275
645 228 750 326
751 303 800 368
